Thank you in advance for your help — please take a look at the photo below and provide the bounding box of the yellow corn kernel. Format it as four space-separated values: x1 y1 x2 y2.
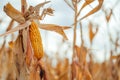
29 21 44 59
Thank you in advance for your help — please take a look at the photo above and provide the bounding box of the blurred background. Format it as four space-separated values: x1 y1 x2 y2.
0 0 120 63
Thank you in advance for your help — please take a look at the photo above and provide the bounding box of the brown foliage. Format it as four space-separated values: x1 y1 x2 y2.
0 0 120 80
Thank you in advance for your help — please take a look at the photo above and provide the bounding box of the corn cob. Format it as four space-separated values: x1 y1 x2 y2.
29 21 44 59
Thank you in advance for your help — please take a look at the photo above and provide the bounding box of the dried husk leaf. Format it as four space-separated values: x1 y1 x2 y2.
0 21 31 37
4 3 25 23
13 35 29 80
21 27 33 66
25 28 34 66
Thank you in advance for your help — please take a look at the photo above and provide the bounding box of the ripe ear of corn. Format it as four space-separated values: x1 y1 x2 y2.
29 21 44 59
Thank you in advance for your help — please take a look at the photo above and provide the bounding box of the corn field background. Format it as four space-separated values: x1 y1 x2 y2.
0 0 120 80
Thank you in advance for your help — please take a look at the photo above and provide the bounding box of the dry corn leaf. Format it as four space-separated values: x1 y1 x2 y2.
36 20 70 40
84 66 92 80
74 45 80 58
4 3 25 23
75 63 83 80
74 61 84 80
46 8 54 16
25 28 34 66
0 40 6 53
40 24 68 40
0 47 17 80
77 0 94 16
79 0 104 21
8 41 14 49
13 35 29 80
110 55 118 59
0 21 31 37
81 0 94 11
39 24 70 30
33 1 50 14
22 29 28 53
71 62 77 80
74 62 79 80
75 45 87 64
30 69 40 80
89 22 94 43
78 71 82 80
6 19 14 31
89 22 98 43
106 9 112 23
64 0 74 10
21 0 27 13
24 1 51 20
13 35 24 54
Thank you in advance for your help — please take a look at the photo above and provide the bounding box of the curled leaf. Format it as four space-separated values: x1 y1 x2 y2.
4 3 25 23
33 1 51 14
77 0 94 17
79 0 104 21
0 21 31 37
105 9 112 22
46 8 54 16
89 22 98 43
81 0 94 11
35 20 70 40
89 22 94 43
